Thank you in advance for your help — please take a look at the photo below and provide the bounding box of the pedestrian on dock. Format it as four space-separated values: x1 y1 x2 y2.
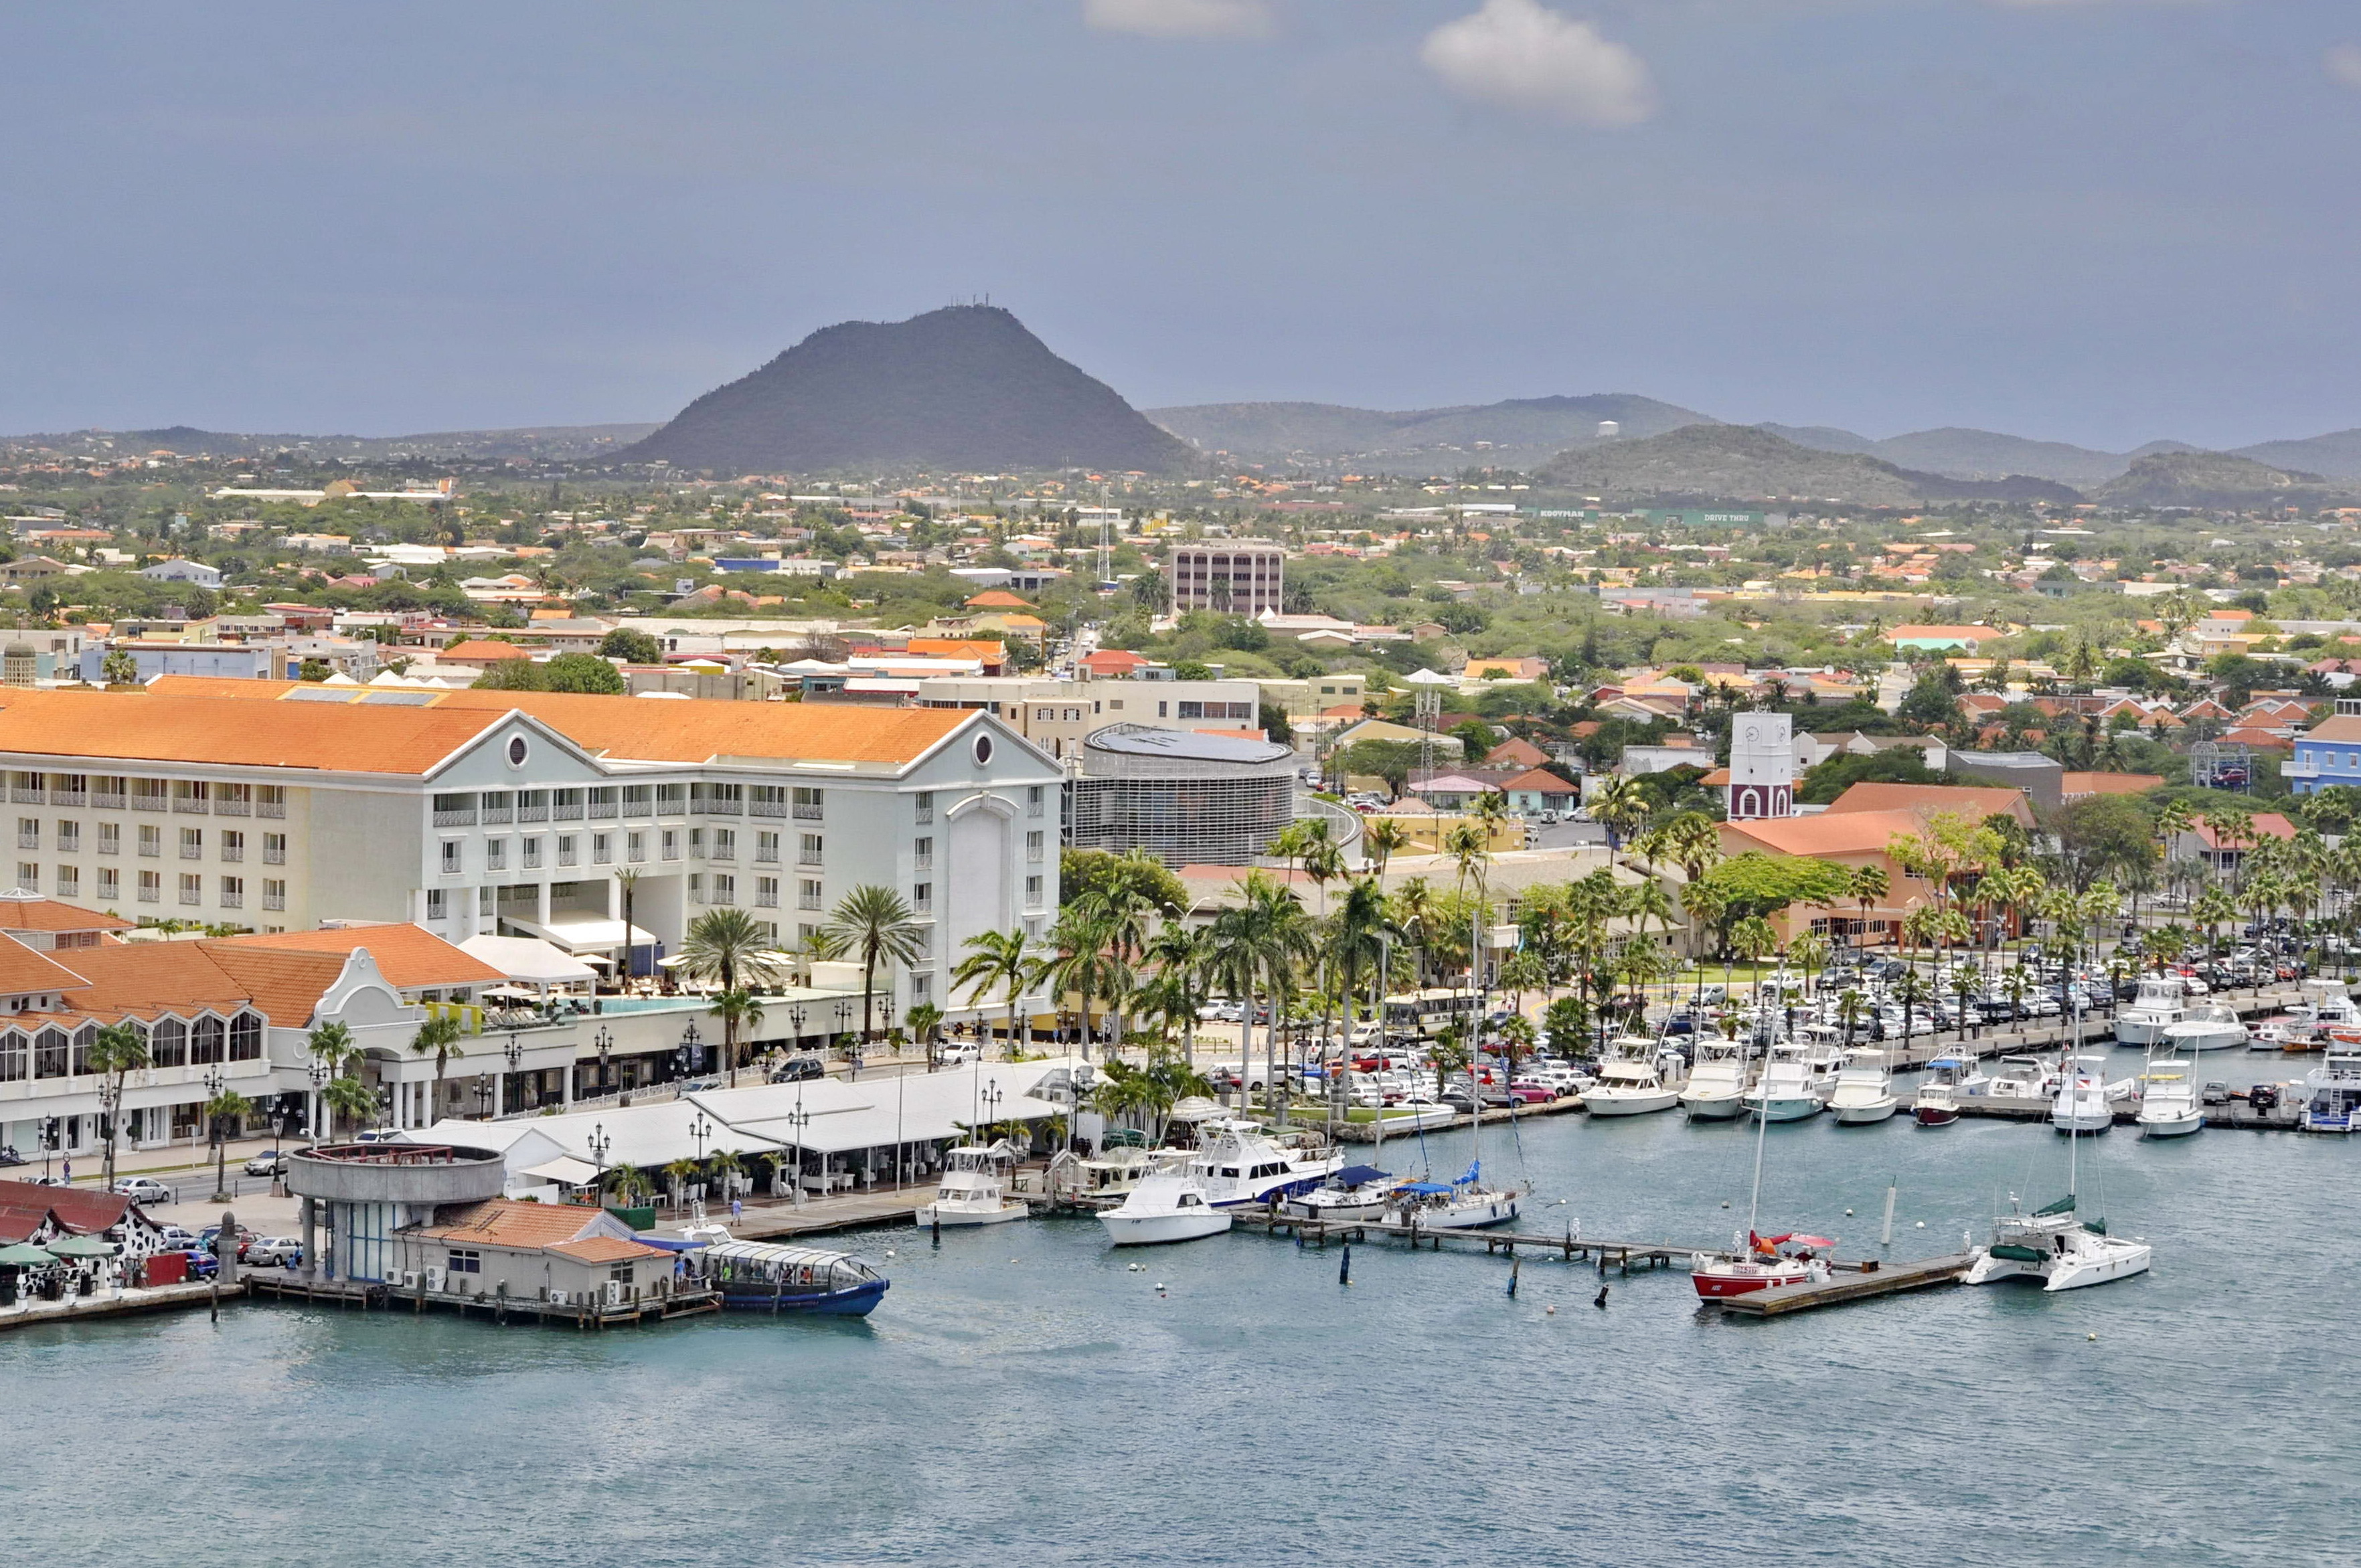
731 1197 743 1225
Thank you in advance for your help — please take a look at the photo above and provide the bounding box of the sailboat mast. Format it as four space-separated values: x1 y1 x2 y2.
1744 951 1785 1240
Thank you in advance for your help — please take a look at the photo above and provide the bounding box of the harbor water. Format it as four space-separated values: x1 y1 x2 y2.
11 1047 2358 1567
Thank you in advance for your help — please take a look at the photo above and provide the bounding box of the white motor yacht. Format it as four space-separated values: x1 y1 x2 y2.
2162 1001 2248 1053
2133 1055 2204 1138
2050 1055 2115 1134
2300 1052 2361 1133
1584 1039 1682 1117
1827 1051 1900 1125
1741 1043 1825 1123
1098 1170 1233 1246
913 1142 1030 1227
1966 1055 2059 1102
1184 1120 1342 1208
2113 976 2190 1047
1964 1195 2151 1292
1281 1164 1396 1222
1679 1040 1753 1121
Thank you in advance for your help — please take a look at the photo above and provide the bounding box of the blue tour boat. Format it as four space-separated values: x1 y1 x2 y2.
689 1239 890 1316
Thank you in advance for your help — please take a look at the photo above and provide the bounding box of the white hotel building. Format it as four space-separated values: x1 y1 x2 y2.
0 681 1064 1150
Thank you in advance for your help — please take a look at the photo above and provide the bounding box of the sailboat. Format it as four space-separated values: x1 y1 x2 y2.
1693 954 1836 1299
1967 1018 2151 1291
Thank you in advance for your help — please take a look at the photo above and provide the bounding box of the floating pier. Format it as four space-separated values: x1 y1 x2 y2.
242 1268 720 1329
1714 1252 1974 1317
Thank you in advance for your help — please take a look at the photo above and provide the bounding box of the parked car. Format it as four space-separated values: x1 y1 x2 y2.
1506 1081 1556 1105
678 1077 724 1093
351 1128 403 1144
155 1225 200 1250
112 1176 175 1207
243 1150 289 1177
172 1248 219 1281
199 1224 257 1260
768 1055 828 1083
933 1043 981 1067
244 1236 304 1268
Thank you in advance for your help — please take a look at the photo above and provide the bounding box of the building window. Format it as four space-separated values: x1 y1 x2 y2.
756 831 779 864
687 873 705 905
257 785 286 819
756 875 779 908
15 818 34 851
1025 875 1044 904
446 1249 481 1274
263 879 286 911
441 841 463 875
712 828 735 861
55 821 78 854
913 835 932 870
55 867 76 899
594 832 614 866
262 832 285 865
522 837 542 870
13 862 32 891
656 783 687 815
912 882 932 913
220 876 243 909
687 826 705 859
220 831 244 863
799 879 823 911
98 822 118 856
479 887 495 917
179 826 203 860
623 831 641 864
910 974 932 1004
1026 830 1044 863
426 889 447 920
137 870 160 903
178 873 202 906
711 873 735 905
799 833 823 867
138 824 160 857
558 835 578 867
914 792 933 826
96 868 118 901
661 829 679 861
792 786 824 820
485 839 507 872
1028 786 1044 818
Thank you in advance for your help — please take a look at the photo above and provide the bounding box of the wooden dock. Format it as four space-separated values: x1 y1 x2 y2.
1948 1093 2303 1130
0 1278 241 1334
242 1268 720 1329
1715 1252 1973 1316
1224 1207 1692 1272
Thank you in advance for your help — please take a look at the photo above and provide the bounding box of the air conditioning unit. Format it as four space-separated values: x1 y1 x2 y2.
548 1289 568 1306
400 1270 419 1290
423 1267 445 1292
604 1280 623 1307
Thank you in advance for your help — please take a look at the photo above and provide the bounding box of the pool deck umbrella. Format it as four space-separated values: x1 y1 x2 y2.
0 1243 55 1266
44 1235 117 1258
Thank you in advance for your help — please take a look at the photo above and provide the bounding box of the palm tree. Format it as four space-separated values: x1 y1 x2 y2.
306 1020 356 1138
812 885 924 1047
90 1022 149 1189
321 1074 374 1141
204 1083 258 1201
661 1156 701 1211
1137 921 1216 1066
677 907 787 1082
1365 817 1410 880
1591 775 1650 851
1210 872 1314 1120
602 1162 653 1209
1849 864 1890 950
708 989 766 1083
615 868 643 986
408 1013 467 1124
953 927 1035 1063
1042 907 1129 1059
1324 875 1398 1079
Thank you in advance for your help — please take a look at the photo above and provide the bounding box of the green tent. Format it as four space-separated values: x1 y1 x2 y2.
0 1243 55 1266
43 1235 116 1259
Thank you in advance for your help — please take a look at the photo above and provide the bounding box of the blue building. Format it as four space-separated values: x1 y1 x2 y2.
2287 700 2361 795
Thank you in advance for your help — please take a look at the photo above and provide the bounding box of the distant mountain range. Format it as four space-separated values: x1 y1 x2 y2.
1535 425 2081 508
0 424 657 462
621 305 1192 474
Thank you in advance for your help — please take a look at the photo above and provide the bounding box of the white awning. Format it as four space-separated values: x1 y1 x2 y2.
520 1156 604 1186
501 916 659 954
459 933 602 985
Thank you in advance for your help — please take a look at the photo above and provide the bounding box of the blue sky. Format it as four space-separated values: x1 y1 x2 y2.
6 1 2361 450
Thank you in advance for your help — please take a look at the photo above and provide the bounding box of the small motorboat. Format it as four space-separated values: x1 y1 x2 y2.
1740 1043 1826 1123
1281 1164 1394 1223
1827 1051 1900 1125
1913 1054 1971 1127
1679 1039 1753 1121
1690 1232 1836 1300
2162 1003 2249 1053
689 1239 891 1316
2300 1052 2361 1134
2133 1055 2204 1138
2251 1017 2321 1053
1584 1038 1682 1117
914 1141 1030 1227
2050 1055 2115 1134
1098 1170 1233 1246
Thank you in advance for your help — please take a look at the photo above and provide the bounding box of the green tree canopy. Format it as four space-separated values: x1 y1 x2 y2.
598 628 665 663
1694 852 1855 922
1797 746 1946 805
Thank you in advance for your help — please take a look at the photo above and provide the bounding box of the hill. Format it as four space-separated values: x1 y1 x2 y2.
621 306 1190 474
1760 424 2158 486
2093 450 2361 509
1536 424 2080 507
2231 428 2361 481
1145 392 1714 470
0 424 658 461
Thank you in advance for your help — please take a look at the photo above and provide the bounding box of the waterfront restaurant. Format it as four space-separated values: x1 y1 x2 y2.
400 1198 675 1304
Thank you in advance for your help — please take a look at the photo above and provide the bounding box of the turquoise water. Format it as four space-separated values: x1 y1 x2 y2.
12 1053 2358 1567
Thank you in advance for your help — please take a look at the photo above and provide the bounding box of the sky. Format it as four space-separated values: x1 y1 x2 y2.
7 1 2361 451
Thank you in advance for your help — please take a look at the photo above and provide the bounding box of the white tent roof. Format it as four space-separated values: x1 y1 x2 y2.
459 934 600 985
503 915 658 954
520 1156 603 1186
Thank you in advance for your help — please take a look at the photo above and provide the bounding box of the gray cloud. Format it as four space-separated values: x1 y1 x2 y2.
1420 0 1655 128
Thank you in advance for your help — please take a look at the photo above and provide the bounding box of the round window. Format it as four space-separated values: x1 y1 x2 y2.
506 735 530 768
973 733 994 766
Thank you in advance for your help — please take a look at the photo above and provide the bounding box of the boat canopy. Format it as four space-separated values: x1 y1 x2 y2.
1396 1182 1455 1195
2034 1194 2077 1217
1331 1165 1391 1187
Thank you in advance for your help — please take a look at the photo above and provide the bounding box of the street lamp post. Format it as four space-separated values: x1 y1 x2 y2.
688 1109 713 1213
202 1065 229 1203
788 1003 808 1064
592 1026 614 1094
501 1031 525 1116
306 1059 328 1142
979 1077 1003 1148
783 1080 812 1208
679 1021 704 1081
832 998 853 1059
587 1122 610 1209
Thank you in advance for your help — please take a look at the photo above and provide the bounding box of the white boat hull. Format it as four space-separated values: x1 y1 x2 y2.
1098 1210 1234 1246
2052 1112 2113 1134
1744 1094 1823 1123
1400 1194 1520 1231
2137 1109 2204 1138
1680 1088 1748 1121
2113 1018 2176 1047
914 1201 1030 1226
1282 1193 1389 1222
2164 1028 2248 1053
1830 1094 1900 1125
1585 1088 1680 1117
1965 1237 2151 1292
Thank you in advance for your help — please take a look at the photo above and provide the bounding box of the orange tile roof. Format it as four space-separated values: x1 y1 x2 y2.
207 925 504 990
965 590 1032 608
183 946 349 1027
0 897 134 934
1719 808 1933 858
0 935 91 997
2060 771 2164 797
41 940 266 1022
902 638 1004 663
413 1199 606 1248
441 640 532 661
1824 782 2032 823
0 688 503 775
546 1235 668 1264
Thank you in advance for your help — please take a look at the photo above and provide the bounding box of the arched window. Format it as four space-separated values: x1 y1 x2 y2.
70 1024 96 1076
33 1028 68 1079
228 1011 263 1061
149 1017 187 1067
0 1031 24 1083
189 1015 226 1065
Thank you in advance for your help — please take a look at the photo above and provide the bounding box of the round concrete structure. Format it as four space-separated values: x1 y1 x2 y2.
287 1143 507 1207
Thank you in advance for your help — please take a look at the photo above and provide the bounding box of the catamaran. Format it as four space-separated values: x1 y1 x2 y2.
1967 1053 2151 1291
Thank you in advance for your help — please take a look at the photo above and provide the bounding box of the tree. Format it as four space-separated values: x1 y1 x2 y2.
1449 717 1497 758
544 652 627 694
1694 853 1855 924
306 1021 355 1133
2050 794 2157 891
409 1014 467 1124
953 927 1036 1063
1337 739 1422 798
678 907 787 1079
598 628 665 664
90 1022 149 1189
1258 702 1295 746
1896 671 1964 731
1797 747 1943 805
100 648 140 686
205 1084 258 1201
812 885 924 1046
1058 847 1187 914
1210 872 1314 1119
708 989 766 1081
321 1075 374 1141
1365 817 1410 879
